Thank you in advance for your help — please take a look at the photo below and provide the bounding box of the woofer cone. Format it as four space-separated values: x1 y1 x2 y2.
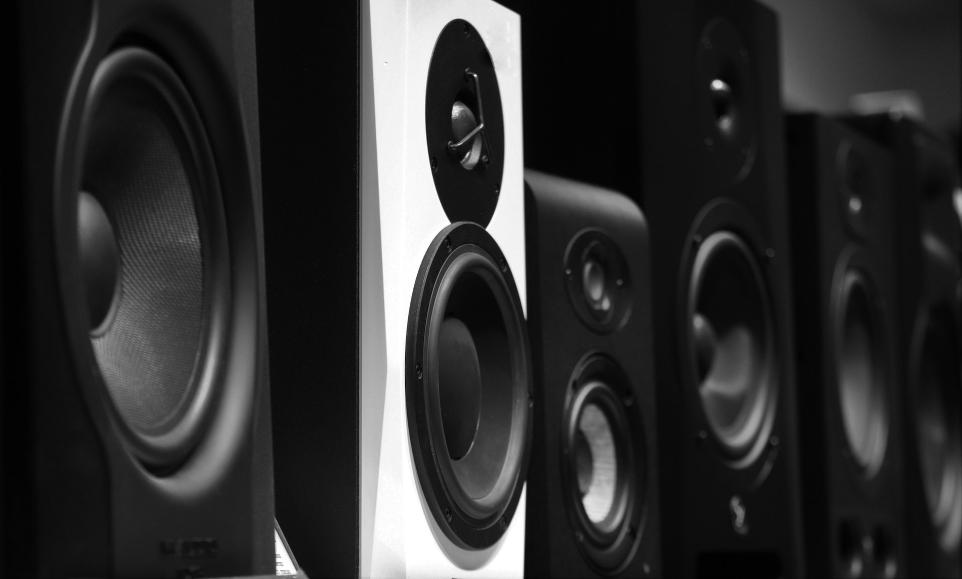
562 354 646 573
912 303 962 551
71 47 230 470
407 222 532 550
686 231 777 465
832 262 889 477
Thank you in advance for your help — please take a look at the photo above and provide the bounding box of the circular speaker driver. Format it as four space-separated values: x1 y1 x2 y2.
686 230 777 466
407 222 532 550
73 47 230 470
563 355 647 573
832 264 890 477
564 229 633 334
912 303 962 551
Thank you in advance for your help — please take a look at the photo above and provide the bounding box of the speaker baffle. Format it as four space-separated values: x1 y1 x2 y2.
72 47 229 471
912 302 962 552
697 18 757 184
562 354 646 574
425 19 505 228
832 262 890 477
407 222 531 550
564 229 633 334
685 230 777 466
836 140 875 239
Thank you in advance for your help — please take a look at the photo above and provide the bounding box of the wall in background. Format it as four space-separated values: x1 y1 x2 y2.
761 0 960 130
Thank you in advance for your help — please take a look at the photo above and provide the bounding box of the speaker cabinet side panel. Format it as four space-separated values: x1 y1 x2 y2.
16 0 111 573
258 1 362 576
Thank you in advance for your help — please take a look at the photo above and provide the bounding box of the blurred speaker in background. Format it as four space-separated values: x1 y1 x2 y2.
848 113 962 579
786 113 906 578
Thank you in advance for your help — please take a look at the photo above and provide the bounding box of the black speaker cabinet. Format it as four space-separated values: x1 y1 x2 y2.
4 0 274 576
785 113 906 578
523 171 660 578
260 1 531 576
256 2 360 577
510 0 804 576
848 114 962 579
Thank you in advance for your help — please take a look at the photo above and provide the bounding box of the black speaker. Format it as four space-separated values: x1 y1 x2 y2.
848 114 962 579
512 0 804 576
785 113 906 578
523 170 661 578
255 2 360 577
4 0 273 576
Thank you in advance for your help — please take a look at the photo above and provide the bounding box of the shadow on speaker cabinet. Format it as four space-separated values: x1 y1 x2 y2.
846 114 962 579
261 1 531 577
786 113 906 579
523 171 660 578
4 0 274 576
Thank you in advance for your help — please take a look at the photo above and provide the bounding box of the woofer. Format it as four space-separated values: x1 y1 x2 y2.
563 354 646 573
686 230 777 465
912 303 962 551
832 261 889 476
72 47 229 470
407 222 531 550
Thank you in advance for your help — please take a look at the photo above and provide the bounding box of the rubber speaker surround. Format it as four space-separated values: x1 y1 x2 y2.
407 222 532 550
562 354 647 574
911 302 962 552
71 47 230 471
831 253 890 479
425 20 505 228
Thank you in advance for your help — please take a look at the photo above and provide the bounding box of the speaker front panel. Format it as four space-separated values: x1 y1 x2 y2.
11 0 273 576
786 114 905 579
524 171 660 578
361 1 529 576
